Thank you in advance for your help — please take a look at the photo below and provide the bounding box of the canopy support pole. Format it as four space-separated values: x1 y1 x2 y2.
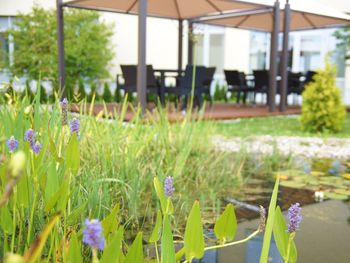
268 0 280 112
280 0 290 112
56 0 66 98
178 19 183 72
137 0 147 112
188 21 193 65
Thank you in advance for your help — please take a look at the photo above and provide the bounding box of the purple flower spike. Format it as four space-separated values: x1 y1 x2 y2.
83 219 105 250
164 176 175 197
60 98 68 126
24 129 35 146
287 203 302 233
70 118 80 136
6 136 19 152
32 142 42 154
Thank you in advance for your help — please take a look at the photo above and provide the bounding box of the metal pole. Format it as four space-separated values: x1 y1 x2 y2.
279 0 290 112
188 21 193 65
268 0 280 112
56 0 66 98
178 19 183 72
137 0 147 112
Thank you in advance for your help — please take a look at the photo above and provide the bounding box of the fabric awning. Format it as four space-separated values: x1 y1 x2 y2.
196 0 350 31
63 0 263 20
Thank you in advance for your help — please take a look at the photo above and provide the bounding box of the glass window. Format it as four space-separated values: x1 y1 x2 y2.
249 32 269 71
209 34 224 74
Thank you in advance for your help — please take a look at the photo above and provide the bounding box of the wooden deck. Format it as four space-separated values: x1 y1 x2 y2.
71 103 301 121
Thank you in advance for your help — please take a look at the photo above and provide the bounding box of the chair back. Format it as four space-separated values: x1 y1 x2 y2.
181 65 206 90
120 65 137 87
146 65 158 87
203 67 216 86
224 70 241 87
304 70 317 85
253 70 269 90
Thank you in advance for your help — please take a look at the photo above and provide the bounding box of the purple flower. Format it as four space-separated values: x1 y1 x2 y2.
24 129 35 146
83 219 105 250
32 142 42 154
70 118 80 136
287 203 302 233
60 98 68 126
6 136 19 152
164 176 175 197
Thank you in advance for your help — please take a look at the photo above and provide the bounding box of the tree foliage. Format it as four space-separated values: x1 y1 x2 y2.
300 59 346 133
334 27 350 61
7 6 114 92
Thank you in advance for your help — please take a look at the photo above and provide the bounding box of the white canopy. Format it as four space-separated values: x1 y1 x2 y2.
196 0 350 31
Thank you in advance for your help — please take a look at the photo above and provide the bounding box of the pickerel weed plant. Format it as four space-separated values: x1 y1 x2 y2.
0 85 301 262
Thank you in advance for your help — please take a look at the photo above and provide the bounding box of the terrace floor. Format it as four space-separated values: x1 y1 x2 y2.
71 103 301 121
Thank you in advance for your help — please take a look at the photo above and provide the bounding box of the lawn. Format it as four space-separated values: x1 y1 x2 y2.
212 114 350 138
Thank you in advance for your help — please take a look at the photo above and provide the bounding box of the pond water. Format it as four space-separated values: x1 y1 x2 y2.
198 187 350 263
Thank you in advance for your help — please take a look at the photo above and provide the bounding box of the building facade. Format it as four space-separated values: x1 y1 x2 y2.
1 0 349 103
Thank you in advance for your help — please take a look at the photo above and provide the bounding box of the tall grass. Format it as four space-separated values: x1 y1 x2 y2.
0 88 293 260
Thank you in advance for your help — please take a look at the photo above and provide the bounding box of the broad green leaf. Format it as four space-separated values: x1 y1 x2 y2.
48 123 62 163
0 206 13 233
102 203 120 240
17 174 30 208
153 177 173 215
67 232 83 263
259 177 280 263
184 201 204 261
45 162 59 204
124 232 143 263
149 210 162 243
24 214 60 263
44 180 68 213
214 204 237 242
273 206 297 263
175 247 185 262
101 227 124 263
66 133 80 174
67 202 87 226
161 215 175 263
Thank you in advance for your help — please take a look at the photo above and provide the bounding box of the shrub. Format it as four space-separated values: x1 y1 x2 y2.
300 60 346 133
102 82 113 102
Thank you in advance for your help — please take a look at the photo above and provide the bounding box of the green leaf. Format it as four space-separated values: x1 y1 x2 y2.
100 227 124 263
45 162 59 204
175 247 185 262
259 177 280 263
124 232 143 263
102 203 120 240
273 206 297 263
67 232 83 263
66 133 80 174
153 177 173 215
0 206 13 233
67 202 87 226
184 201 204 261
149 210 162 243
214 203 237 242
161 214 175 263
24 214 60 263
48 123 62 163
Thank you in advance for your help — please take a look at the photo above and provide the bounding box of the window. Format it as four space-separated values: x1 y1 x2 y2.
209 34 224 74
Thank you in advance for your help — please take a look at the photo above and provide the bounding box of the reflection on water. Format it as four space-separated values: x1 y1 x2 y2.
199 200 350 262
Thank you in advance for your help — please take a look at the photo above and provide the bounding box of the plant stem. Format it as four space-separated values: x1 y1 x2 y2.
284 233 294 263
154 242 160 263
204 229 260 251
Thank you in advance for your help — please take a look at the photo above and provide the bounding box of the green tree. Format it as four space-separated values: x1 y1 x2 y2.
7 6 114 96
334 27 350 61
300 59 346 133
